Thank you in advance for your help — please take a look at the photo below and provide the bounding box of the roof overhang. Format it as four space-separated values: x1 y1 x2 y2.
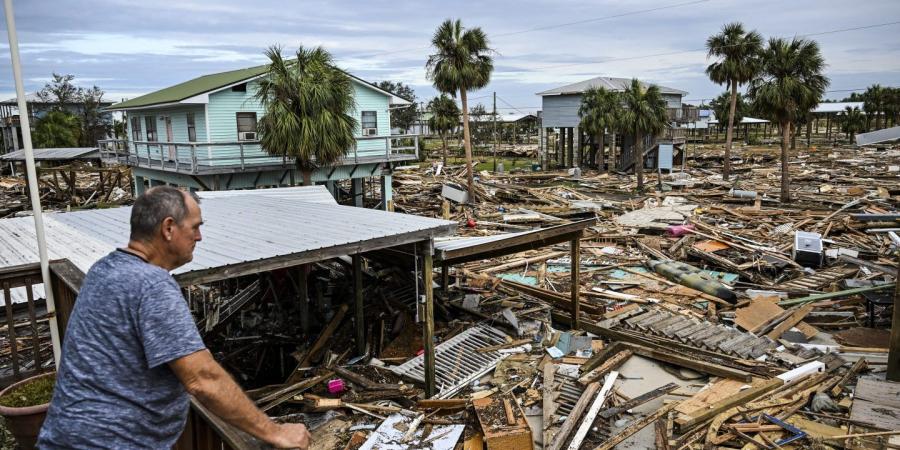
434 218 596 266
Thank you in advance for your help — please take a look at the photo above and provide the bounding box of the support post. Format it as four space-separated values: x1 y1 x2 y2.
353 254 365 355
570 235 581 330
441 264 449 298
381 173 393 211
887 253 900 381
351 178 364 208
558 128 565 166
133 175 146 196
567 127 574 168
421 240 436 397
298 266 309 334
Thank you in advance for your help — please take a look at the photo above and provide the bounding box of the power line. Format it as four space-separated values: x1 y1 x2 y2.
493 0 710 37
521 20 900 71
342 0 712 60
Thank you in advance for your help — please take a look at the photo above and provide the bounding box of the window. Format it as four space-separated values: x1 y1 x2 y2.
145 116 158 142
130 116 142 141
231 83 247 92
186 113 197 142
236 112 257 140
361 111 377 134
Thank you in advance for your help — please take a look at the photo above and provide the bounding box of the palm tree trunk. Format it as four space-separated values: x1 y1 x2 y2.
780 120 791 203
724 80 738 181
635 132 644 193
596 133 604 171
459 88 475 200
608 133 615 173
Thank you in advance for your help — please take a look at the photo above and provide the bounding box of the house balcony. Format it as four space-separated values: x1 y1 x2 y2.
98 134 420 175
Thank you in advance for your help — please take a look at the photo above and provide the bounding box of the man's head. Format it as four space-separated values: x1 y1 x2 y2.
129 186 203 270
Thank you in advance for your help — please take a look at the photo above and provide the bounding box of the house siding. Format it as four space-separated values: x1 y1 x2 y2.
125 105 208 163
541 93 684 128
204 79 392 166
121 77 394 168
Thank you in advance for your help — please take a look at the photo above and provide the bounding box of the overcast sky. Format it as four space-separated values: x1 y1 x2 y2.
2 0 899 115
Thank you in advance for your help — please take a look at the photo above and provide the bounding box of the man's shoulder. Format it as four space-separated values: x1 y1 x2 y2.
86 251 175 291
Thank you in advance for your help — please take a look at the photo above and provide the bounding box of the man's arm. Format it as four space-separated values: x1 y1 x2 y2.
169 350 311 449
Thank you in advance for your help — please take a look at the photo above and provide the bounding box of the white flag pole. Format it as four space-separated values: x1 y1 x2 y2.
3 0 62 366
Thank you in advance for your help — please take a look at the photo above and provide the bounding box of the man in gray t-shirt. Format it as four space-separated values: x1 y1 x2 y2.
39 186 310 449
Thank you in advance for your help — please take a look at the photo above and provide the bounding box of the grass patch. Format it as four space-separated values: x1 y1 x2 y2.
0 374 55 408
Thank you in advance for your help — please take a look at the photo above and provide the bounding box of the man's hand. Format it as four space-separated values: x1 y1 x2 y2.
266 423 311 449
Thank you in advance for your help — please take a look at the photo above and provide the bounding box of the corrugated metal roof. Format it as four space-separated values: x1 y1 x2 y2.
537 76 688 96
0 147 100 162
434 231 532 253
708 117 769 125
856 125 900 146
196 185 337 204
813 102 865 114
1 188 455 303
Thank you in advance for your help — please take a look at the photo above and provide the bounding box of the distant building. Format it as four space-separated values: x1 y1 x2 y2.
537 76 690 171
101 64 415 209
0 93 114 154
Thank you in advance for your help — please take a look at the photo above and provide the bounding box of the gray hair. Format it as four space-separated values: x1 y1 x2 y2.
130 186 201 242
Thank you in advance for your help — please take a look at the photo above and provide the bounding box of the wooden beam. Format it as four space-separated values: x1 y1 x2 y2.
421 240 436 398
174 225 455 286
599 382 678 419
766 303 814 340
570 236 581 330
286 304 348 384
578 349 632 385
674 378 782 430
566 372 618 450
353 254 365 355
546 381 601 450
889 254 900 381
592 402 679 450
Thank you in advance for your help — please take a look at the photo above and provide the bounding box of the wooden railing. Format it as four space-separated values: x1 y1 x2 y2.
0 263 51 387
98 134 420 174
0 259 253 449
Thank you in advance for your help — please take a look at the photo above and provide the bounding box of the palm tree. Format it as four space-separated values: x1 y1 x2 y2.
748 37 828 203
621 79 667 193
863 84 886 131
427 94 461 166
840 106 865 143
33 110 80 148
426 19 494 199
578 87 620 172
706 22 763 181
254 45 357 185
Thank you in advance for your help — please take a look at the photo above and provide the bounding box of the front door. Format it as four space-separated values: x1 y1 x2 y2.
165 117 175 160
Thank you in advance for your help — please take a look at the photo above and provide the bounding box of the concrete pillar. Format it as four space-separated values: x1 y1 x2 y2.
134 176 147 196
381 174 393 211
351 178 364 208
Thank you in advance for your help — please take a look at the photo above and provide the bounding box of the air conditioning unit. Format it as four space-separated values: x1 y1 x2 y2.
363 128 378 136
238 131 257 141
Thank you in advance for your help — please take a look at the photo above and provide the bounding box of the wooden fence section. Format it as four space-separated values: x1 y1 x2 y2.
0 258 251 449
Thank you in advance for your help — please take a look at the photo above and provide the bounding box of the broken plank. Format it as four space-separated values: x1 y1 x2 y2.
599 382 678 419
578 349 632 385
591 402 679 450
766 304 815 340
566 372 618 450
546 381 601 450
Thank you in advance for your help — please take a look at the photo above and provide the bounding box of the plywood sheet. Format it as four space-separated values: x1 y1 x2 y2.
850 378 900 430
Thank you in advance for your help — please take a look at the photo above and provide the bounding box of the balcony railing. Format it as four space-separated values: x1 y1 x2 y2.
98 134 420 174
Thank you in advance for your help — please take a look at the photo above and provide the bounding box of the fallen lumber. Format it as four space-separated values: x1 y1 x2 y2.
567 372 618 450
591 402 679 450
545 381 601 450
599 382 678 419
578 349 632 385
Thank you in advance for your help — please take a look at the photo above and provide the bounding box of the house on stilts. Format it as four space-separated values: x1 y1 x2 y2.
537 76 696 172
100 64 417 209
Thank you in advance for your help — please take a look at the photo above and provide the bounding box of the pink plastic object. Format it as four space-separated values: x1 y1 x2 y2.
327 379 345 394
666 224 695 237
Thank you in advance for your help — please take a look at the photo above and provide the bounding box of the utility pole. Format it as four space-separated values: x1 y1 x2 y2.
493 92 498 172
